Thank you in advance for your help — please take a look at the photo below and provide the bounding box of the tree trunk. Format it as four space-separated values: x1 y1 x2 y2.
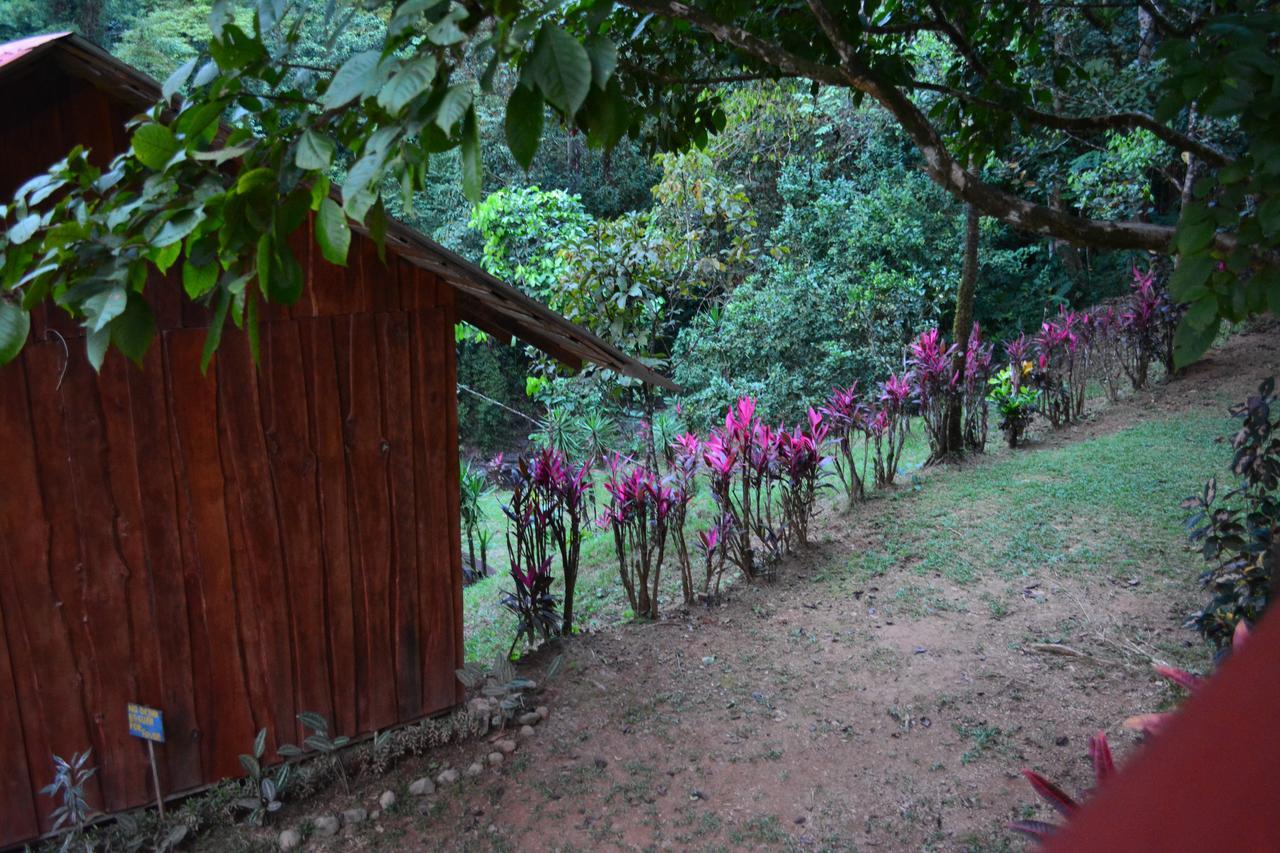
944 199 980 456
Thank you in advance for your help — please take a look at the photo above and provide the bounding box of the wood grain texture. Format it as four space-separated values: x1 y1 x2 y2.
0 55 466 849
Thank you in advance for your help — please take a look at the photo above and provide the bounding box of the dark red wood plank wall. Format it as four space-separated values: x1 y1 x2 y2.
0 63 465 848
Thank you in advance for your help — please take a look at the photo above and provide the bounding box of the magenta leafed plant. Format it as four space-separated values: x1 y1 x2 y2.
1034 308 1090 427
775 408 830 549
1010 731 1115 841
667 432 700 605
870 373 912 488
696 515 733 601
907 328 959 458
1125 619 1251 735
1120 264 1182 390
1088 306 1127 402
1004 332 1033 385
529 446 592 635
500 456 562 655
600 454 674 620
822 383 871 506
963 323 995 452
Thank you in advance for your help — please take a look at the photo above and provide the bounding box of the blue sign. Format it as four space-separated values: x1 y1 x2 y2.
127 704 164 743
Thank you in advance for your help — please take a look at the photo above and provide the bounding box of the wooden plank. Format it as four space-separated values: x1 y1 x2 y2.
377 311 422 720
0 560 41 846
0 359 49 844
215 333 297 753
163 330 257 779
20 345 111 819
261 320 335 738
333 313 398 730
413 307 462 712
298 317 357 735
439 302 466 705
124 344 203 792
72 353 157 810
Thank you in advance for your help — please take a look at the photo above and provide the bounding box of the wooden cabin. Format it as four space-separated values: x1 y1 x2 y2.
0 33 671 846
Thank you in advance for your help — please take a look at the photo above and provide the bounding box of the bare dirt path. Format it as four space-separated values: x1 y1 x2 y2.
210 324 1279 852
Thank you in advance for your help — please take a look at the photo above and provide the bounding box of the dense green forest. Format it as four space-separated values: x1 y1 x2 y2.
0 1 1265 452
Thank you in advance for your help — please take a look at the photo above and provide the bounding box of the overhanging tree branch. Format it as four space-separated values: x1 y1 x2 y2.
617 0 1228 255
907 80 1230 167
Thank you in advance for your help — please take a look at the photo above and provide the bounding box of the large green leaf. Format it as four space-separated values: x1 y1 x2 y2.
377 56 437 115
316 198 351 266
7 213 40 245
322 50 381 110
461 106 483 201
131 124 180 171
83 286 128 333
435 84 473 134
162 58 197 101
183 259 220 299
585 35 618 90
1173 314 1221 369
505 87 544 170
0 299 30 365
111 292 156 366
530 25 592 115
295 130 335 171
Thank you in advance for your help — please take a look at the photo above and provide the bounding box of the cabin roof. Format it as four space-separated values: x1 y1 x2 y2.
0 32 676 390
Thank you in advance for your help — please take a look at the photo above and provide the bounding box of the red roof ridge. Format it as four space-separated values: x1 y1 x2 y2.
0 31 72 69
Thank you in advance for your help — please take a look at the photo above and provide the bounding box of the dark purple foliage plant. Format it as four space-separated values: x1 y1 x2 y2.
601 455 675 620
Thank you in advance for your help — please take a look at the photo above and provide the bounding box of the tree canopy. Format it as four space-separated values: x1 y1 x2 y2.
0 0 1276 372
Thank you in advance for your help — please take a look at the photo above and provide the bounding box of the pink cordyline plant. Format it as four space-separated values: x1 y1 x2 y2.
1035 308 1090 427
907 328 959 459
963 323 995 451
775 409 830 548
695 516 733 601
668 433 701 605
1124 619 1251 736
530 446 592 634
870 374 912 488
601 454 673 620
822 383 871 506
1120 264 1181 389
1010 731 1115 842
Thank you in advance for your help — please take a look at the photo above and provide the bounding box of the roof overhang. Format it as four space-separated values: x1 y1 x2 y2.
0 32 678 390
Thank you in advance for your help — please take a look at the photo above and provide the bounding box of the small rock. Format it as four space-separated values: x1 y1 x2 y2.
517 711 541 726
466 762 484 777
378 790 396 810
342 807 368 826
437 768 461 786
495 738 517 754
370 810 380 821
408 777 435 796
468 697 491 716
536 705 549 721
518 724 536 738
701 655 715 665
313 815 340 837
279 829 302 850
488 751 505 767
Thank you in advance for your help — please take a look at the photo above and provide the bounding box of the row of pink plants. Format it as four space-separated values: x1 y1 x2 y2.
1019 265 1183 430
498 266 1181 644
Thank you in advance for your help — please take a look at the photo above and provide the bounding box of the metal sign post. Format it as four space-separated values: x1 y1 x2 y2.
127 703 165 817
